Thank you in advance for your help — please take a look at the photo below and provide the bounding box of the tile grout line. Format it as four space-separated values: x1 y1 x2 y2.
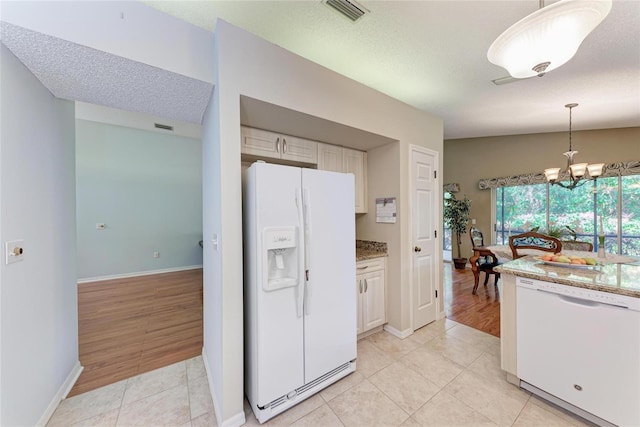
185 361 193 422
509 394 533 426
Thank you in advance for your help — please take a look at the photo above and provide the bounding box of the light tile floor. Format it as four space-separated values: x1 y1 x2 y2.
48 319 593 426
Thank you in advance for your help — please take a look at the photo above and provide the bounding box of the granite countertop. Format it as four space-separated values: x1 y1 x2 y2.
356 240 388 261
496 255 640 298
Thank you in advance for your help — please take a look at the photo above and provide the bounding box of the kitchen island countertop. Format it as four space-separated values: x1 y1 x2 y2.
495 255 640 298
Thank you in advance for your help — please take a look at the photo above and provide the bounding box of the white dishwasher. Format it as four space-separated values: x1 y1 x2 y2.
516 277 640 427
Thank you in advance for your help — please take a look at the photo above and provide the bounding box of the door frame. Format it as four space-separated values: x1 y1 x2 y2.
408 144 443 331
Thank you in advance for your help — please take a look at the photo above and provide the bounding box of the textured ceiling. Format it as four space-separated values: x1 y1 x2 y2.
143 0 640 139
0 22 212 124
2 1 638 140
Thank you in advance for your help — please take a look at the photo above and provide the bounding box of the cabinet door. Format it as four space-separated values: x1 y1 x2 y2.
356 275 364 335
241 127 281 159
317 143 343 172
281 135 318 164
343 148 367 213
362 270 385 331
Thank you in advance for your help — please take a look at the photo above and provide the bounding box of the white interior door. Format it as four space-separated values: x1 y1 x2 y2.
410 146 438 329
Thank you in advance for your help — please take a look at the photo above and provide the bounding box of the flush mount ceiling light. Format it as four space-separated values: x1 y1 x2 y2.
487 0 612 79
544 103 604 190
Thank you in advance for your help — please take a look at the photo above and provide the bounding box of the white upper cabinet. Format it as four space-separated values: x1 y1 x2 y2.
280 135 317 164
242 128 367 213
241 127 317 165
342 148 368 214
317 143 343 172
317 144 367 213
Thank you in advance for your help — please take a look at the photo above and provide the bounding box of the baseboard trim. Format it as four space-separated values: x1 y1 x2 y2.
77 265 203 283
222 409 247 427
383 324 413 339
201 347 246 427
37 361 83 427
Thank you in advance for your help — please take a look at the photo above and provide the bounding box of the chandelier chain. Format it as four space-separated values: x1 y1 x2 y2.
569 104 573 152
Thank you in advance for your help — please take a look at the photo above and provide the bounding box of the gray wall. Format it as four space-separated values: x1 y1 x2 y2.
0 45 78 426
75 119 203 279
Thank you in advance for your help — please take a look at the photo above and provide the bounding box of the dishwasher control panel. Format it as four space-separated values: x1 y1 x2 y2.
516 277 640 311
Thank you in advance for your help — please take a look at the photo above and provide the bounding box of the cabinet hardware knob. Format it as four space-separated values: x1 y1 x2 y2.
414 246 422 252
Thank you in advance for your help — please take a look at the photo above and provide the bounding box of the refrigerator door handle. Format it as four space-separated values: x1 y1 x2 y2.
295 188 305 318
303 187 312 315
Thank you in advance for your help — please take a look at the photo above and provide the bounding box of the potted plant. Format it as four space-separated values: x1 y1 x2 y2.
444 194 472 269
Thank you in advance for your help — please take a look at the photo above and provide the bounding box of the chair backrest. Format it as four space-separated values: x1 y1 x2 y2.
469 226 485 248
560 240 594 252
509 231 563 259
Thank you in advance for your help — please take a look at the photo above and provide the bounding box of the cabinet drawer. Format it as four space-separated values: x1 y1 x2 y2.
356 257 385 272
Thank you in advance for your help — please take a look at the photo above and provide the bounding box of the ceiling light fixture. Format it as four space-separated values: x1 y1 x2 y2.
487 0 612 79
544 103 604 190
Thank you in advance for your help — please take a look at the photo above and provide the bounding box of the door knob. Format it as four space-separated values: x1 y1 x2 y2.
414 246 422 252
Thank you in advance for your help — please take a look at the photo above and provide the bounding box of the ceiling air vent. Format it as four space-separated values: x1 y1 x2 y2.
324 0 368 22
154 123 174 131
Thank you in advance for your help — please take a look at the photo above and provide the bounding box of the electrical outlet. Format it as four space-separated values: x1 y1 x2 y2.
5 240 24 264
153 251 160 258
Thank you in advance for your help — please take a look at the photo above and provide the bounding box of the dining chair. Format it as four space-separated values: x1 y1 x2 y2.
560 240 594 252
469 227 501 294
509 231 563 259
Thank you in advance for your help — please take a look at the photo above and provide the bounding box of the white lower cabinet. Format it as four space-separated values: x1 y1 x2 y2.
356 258 386 335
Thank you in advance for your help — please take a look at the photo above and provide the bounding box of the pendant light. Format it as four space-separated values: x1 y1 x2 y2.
544 103 604 190
488 0 612 79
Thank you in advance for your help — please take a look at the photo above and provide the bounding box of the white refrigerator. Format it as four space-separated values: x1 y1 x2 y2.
243 162 357 423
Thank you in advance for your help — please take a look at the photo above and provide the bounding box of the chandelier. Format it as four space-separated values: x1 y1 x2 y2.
487 0 612 79
544 103 604 190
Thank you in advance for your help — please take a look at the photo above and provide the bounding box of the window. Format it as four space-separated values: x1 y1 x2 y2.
495 175 640 256
443 192 453 260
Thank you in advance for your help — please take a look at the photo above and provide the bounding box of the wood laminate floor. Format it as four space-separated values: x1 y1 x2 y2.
69 269 203 397
443 262 501 337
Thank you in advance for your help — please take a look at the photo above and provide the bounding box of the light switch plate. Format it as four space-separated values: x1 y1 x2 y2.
5 240 25 264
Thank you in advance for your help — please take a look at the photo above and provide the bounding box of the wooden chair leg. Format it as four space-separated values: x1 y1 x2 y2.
494 273 500 287
483 272 490 286
472 270 480 294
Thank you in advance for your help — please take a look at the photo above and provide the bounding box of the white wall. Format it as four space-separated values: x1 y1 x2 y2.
0 0 215 83
0 44 78 426
75 119 203 280
206 20 443 425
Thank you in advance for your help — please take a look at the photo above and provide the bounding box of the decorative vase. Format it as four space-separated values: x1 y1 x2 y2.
598 235 606 258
